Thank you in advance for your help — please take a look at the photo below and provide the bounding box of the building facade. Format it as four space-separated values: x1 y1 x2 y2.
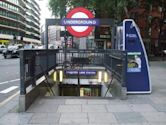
0 0 40 45
48 26 61 48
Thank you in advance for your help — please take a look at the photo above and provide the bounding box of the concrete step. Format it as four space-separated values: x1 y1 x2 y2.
42 95 114 100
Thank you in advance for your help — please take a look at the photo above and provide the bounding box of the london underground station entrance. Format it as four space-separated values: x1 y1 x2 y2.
19 8 151 112
44 7 151 97
59 84 101 96
45 7 115 97
54 50 111 97
19 22 152 111
59 68 102 97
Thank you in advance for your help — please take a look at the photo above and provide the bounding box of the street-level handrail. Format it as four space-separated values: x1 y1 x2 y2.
20 49 127 95
20 49 58 95
104 49 127 87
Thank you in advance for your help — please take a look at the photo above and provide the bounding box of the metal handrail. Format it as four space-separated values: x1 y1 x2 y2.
20 49 127 95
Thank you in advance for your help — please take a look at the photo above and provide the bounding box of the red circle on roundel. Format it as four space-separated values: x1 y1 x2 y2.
66 7 94 38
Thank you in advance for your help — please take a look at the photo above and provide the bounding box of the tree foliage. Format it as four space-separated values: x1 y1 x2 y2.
48 0 163 21
48 0 67 18
49 0 129 18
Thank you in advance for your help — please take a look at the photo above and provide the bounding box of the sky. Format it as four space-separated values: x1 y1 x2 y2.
38 0 53 27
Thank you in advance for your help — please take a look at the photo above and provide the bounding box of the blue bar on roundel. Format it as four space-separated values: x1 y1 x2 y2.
61 18 100 26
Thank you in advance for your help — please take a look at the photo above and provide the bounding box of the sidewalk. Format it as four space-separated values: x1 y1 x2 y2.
0 61 166 125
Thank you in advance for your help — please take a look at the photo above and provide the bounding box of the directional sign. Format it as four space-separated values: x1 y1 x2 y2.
61 7 98 37
65 70 97 76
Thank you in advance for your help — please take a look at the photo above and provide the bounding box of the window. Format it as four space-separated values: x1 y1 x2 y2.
0 1 2 6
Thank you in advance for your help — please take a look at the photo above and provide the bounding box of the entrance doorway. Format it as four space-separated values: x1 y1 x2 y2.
59 84 101 97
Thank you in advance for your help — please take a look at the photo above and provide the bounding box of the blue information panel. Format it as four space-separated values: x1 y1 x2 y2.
117 19 151 93
124 19 151 93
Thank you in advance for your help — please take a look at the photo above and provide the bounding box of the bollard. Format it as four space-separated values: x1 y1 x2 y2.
121 87 127 100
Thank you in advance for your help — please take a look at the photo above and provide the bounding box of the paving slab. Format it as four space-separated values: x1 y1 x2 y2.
140 112 166 123
150 97 166 105
29 113 60 124
129 104 157 112
151 103 166 112
88 113 117 124
148 123 166 125
65 99 87 104
80 124 111 125
126 96 154 104
59 113 88 124
112 123 150 125
0 113 33 125
106 104 132 112
114 112 147 124
57 105 81 112
27 103 59 113
82 104 107 112
87 99 110 105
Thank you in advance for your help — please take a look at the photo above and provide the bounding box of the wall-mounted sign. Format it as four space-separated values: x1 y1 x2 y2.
65 70 96 76
99 35 111 39
61 7 99 38
95 27 111 40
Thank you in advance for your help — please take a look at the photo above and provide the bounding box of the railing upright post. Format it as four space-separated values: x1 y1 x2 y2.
45 22 49 73
77 68 80 96
111 50 113 71
55 50 57 66
31 53 36 87
64 29 67 65
121 52 127 88
20 50 26 95
120 51 127 100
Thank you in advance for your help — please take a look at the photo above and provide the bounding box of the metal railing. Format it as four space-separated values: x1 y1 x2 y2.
56 49 105 66
20 49 127 95
104 49 127 87
20 49 58 95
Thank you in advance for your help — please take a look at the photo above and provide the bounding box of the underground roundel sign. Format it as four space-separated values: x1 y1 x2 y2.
61 7 99 38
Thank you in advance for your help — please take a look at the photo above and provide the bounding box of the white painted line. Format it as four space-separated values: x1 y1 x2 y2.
0 86 18 94
0 79 20 85
0 91 19 107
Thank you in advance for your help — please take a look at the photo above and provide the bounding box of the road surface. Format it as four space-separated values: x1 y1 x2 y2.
0 54 20 103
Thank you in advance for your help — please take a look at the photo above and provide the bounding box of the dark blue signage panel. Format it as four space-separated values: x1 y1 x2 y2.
65 70 96 76
123 19 151 93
